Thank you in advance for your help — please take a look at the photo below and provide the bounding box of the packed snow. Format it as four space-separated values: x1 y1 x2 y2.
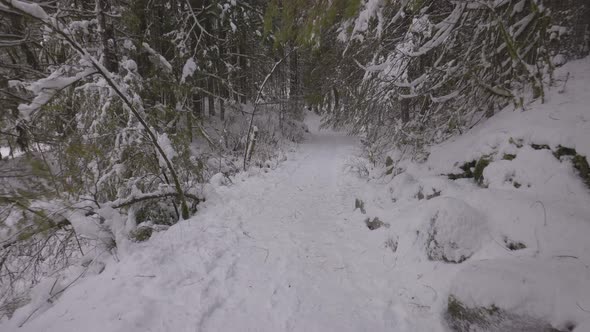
2 58 590 331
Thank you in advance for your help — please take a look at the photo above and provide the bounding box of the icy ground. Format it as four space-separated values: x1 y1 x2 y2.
4 57 590 332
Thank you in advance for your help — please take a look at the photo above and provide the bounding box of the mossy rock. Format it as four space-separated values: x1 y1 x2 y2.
445 296 563 332
129 226 153 242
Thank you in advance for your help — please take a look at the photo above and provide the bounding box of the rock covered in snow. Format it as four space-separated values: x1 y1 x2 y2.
422 197 487 263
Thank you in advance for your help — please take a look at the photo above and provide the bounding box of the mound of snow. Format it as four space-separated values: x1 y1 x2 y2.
448 257 590 331
420 197 487 263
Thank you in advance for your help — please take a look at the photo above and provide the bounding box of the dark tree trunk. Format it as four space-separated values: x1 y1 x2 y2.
193 88 203 123
208 79 216 116
401 98 410 123
96 0 118 72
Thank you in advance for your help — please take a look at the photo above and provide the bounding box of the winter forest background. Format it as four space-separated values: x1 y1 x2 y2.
0 0 589 330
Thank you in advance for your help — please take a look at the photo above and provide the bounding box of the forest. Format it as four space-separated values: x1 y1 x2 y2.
0 0 589 331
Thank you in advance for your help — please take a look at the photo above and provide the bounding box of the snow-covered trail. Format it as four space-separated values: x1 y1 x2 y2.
10 113 438 332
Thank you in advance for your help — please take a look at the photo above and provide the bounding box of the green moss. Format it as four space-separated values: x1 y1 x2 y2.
553 146 576 158
344 0 362 19
473 157 491 185
502 154 516 161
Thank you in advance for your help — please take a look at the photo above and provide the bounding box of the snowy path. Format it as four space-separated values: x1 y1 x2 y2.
12 114 437 332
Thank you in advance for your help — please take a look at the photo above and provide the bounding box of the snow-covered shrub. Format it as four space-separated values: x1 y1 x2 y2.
344 157 371 178
319 0 558 159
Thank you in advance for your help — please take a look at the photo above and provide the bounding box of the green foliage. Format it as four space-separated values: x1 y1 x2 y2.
344 0 362 19
129 226 153 242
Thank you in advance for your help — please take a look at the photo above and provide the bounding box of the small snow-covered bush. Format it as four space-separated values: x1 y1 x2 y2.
344 157 370 178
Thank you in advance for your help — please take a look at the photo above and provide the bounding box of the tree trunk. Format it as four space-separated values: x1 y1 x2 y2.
96 0 118 72
401 98 410 123
289 43 299 115
193 91 203 123
208 79 216 117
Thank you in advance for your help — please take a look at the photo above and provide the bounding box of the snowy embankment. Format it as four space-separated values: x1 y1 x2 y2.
2 58 590 332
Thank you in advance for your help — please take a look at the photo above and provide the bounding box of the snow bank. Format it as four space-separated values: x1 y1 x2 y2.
450 257 590 331
428 56 590 173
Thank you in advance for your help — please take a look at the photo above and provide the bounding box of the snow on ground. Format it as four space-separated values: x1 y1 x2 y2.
3 57 590 332
5 113 441 331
